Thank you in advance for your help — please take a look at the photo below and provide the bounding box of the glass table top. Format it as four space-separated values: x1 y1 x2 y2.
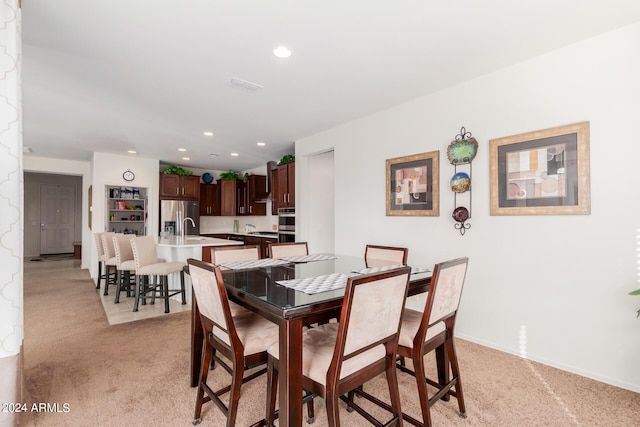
220 255 431 311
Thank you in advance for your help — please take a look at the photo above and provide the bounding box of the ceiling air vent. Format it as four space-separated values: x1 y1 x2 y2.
230 77 263 92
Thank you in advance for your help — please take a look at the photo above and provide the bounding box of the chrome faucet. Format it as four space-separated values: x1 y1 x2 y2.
182 217 196 240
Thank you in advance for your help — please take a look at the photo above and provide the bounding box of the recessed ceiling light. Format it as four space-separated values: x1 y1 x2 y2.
203 131 214 136
209 153 219 157
273 46 291 58
127 150 137 154
178 148 187 152
257 141 266 147
230 153 239 157
182 157 190 160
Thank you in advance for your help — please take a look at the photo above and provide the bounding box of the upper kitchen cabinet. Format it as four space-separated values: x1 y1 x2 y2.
275 162 295 208
245 174 266 216
159 173 200 200
200 183 221 216
220 179 240 216
220 175 267 216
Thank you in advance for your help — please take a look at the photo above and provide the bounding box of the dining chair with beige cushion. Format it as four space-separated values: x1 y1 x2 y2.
100 232 118 295
112 233 137 304
364 244 408 267
268 241 308 259
350 257 469 427
187 258 279 427
130 236 186 313
266 266 412 427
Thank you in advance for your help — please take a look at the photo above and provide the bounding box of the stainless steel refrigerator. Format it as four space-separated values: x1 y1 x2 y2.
160 200 200 237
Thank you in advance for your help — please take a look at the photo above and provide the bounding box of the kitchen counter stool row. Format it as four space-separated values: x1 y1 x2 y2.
94 232 186 313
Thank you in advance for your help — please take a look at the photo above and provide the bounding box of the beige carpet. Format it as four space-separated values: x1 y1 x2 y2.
20 259 639 426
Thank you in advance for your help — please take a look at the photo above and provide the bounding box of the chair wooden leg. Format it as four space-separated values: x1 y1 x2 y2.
446 338 467 418
133 275 142 312
163 275 170 313
325 386 340 427
266 356 278 426
103 265 111 295
385 352 403 425
194 337 213 424
114 269 123 303
180 270 187 304
96 261 102 289
227 358 245 427
413 350 432 427
435 344 450 402
306 393 315 424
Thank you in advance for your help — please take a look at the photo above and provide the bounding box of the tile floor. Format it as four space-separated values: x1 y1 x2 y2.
98 278 191 325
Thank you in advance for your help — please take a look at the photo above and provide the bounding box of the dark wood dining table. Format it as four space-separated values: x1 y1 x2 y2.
189 255 432 427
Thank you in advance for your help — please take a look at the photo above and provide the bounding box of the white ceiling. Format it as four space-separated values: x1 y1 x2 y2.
21 0 640 171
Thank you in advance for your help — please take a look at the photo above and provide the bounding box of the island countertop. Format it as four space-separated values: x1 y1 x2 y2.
155 235 242 306
155 235 243 248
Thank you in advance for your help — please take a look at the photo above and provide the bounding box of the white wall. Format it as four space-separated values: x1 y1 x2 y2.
298 150 335 253
296 23 640 392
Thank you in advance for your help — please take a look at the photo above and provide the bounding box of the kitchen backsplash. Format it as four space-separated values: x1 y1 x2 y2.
200 215 277 233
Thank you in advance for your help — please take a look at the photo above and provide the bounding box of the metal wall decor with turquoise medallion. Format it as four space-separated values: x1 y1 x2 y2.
448 127 477 235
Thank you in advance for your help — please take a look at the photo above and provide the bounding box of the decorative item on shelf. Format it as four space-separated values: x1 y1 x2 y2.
448 126 477 235
202 172 214 184
219 170 240 180
162 165 193 176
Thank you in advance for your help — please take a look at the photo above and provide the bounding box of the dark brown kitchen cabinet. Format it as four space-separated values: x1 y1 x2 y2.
220 179 239 216
199 183 220 216
159 174 200 200
245 174 266 216
271 167 279 215
275 162 295 208
220 176 267 216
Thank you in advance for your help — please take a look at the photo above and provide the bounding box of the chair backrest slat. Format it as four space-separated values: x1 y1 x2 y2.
211 245 260 266
427 258 468 327
341 268 411 357
113 234 135 267
187 259 236 349
364 244 408 266
269 242 308 259
101 232 118 259
130 236 159 270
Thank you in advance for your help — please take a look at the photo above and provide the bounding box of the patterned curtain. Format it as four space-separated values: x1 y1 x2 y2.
0 0 24 424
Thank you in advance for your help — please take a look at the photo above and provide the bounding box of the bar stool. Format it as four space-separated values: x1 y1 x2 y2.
94 232 115 289
130 236 186 313
112 233 137 304
100 232 119 295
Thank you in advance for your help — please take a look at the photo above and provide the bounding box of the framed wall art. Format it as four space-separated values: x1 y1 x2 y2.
386 150 439 216
490 121 590 215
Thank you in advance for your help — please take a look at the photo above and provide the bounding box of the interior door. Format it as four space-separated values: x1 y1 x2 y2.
40 184 76 254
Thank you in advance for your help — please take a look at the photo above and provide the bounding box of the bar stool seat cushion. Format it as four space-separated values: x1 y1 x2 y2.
138 261 185 276
119 259 137 272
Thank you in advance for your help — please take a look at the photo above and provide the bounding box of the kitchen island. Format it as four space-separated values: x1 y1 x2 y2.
155 235 242 304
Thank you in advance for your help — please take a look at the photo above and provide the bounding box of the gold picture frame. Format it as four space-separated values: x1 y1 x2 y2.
490 121 591 215
386 150 439 216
